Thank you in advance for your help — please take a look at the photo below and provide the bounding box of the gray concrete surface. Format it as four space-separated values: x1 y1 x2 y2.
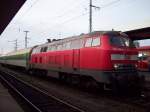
0 82 24 112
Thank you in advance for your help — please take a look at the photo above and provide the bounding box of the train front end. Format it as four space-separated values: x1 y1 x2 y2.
101 32 144 93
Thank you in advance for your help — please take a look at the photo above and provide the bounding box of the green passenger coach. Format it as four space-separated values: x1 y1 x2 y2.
0 48 32 68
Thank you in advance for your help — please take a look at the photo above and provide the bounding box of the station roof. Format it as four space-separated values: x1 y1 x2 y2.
0 0 26 35
125 27 150 41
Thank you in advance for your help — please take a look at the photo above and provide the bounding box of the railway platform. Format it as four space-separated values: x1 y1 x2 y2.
0 82 24 112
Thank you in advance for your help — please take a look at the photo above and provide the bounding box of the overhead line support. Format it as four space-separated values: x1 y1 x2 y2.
89 0 100 33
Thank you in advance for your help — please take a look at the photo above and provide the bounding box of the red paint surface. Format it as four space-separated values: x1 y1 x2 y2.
30 34 138 71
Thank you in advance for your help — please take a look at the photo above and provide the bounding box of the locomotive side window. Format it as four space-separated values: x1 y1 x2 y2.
66 42 71 50
40 48 43 52
71 39 84 49
62 43 67 50
32 48 36 54
48 46 52 51
43 47 47 52
33 47 41 53
38 48 41 53
40 47 47 52
57 44 63 50
71 39 79 49
32 48 39 54
80 39 84 48
85 38 92 47
92 37 100 46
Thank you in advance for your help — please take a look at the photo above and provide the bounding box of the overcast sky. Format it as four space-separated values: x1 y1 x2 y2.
0 0 150 53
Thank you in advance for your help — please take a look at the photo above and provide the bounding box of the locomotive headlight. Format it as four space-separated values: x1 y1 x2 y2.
114 64 119 69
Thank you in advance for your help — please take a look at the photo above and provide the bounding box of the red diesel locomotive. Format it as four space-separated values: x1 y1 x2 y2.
29 31 141 91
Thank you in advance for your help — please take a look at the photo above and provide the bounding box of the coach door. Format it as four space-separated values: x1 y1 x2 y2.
71 39 83 69
73 49 80 69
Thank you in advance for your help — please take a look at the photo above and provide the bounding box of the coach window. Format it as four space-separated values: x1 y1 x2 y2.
92 37 100 46
85 38 92 47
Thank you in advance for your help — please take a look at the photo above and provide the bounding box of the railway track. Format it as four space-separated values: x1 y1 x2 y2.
0 69 84 112
1 67 150 112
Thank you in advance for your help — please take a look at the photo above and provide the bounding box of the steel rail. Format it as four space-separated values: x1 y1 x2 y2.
0 70 85 112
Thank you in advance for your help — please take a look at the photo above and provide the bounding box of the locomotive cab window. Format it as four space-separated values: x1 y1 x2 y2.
85 38 92 47
92 37 100 46
109 36 130 47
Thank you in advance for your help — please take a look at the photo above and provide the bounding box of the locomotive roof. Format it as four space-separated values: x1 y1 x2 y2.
37 31 122 48
88 31 121 36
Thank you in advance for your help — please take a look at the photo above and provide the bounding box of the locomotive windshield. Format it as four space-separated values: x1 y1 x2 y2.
110 36 133 47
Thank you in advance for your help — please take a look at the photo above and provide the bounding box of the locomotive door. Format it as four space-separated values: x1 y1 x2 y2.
73 49 80 69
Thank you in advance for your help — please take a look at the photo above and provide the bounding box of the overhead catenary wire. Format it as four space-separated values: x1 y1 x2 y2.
8 39 19 51
55 0 88 18
44 0 121 33
101 0 121 8
19 0 40 21
34 0 89 26
19 0 87 23
55 0 121 25
13 0 40 34
17 0 120 31
15 0 122 40
16 0 88 34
